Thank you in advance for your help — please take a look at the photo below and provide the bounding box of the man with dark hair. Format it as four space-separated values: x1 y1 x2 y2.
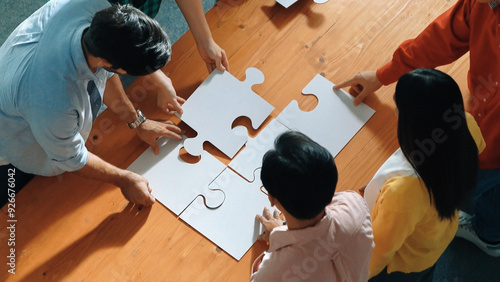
251 131 373 281
83 4 172 76
0 0 186 207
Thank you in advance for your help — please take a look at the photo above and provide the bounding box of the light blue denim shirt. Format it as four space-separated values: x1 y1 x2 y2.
0 0 112 176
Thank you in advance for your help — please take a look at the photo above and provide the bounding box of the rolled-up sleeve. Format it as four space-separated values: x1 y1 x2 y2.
27 106 88 175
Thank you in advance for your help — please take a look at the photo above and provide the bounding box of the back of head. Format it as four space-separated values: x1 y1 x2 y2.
84 5 171 76
260 131 338 220
395 68 478 219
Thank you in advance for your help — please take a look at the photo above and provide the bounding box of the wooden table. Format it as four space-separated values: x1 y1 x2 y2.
1 0 468 280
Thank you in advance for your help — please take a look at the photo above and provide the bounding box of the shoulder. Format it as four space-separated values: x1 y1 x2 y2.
378 176 429 211
250 249 302 281
326 191 371 234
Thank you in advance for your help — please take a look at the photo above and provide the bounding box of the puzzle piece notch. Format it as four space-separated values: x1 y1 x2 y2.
276 74 375 157
179 168 269 261
228 119 290 182
178 68 274 158
127 137 227 215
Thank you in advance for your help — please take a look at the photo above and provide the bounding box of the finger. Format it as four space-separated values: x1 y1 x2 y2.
221 51 229 72
150 140 160 155
256 214 266 224
170 99 183 115
177 96 186 105
353 90 369 106
273 209 281 219
164 123 183 135
206 63 215 73
215 55 225 71
334 76 358 90
263 206 272 219
352 84 363 94
161 131 183 140
147 193 156 205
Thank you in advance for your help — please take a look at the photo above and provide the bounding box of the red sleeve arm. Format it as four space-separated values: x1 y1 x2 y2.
376 0 472 85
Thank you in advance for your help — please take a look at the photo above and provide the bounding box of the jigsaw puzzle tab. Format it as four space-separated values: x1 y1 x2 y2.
229 119 289 182
127 137 226 215
178 68 274 158
277 74 375 157
179 168 269 261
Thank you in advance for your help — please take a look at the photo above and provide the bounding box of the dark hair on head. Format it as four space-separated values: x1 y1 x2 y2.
395 68 478 220
260 131 338 220
83 5 171 76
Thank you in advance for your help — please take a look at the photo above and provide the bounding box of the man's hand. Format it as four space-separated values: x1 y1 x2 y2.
147 70 185 115
198 40 230 73
117 170 156 206
136 119 183 154
256 207 284 242
334 70 382 106
155 74 185 114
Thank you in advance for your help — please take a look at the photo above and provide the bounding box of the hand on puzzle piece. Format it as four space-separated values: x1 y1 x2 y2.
257 207 284 242
136 119 184 155
334 70 382 106
197 40 230 73
147 70 185 115
127 137 227 216
118 170 156 206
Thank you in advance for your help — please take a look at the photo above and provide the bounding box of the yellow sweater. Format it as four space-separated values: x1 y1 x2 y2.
369 113 486 277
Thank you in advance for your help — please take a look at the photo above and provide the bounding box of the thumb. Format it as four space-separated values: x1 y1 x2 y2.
353 89 369 106
149 140 160 155
172 100 183 115
215 58 225 71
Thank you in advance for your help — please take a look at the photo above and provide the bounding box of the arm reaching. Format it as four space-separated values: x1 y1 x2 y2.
73 152 156 206
175 0 229 72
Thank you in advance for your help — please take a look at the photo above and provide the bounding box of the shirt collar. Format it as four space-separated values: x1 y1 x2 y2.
71 25 96 81
489 1 499 9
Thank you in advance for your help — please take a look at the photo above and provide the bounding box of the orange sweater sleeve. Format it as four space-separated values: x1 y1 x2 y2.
376 0 473 85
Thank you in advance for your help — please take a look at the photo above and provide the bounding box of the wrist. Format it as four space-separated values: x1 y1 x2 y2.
112 168 132 188
127 109 146 129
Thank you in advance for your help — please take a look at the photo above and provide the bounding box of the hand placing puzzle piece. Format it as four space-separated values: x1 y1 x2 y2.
177 68 274 159
277 74 375 157
127 137 227 215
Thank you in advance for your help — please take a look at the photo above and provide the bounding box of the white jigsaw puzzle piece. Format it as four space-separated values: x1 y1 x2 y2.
127 137 227 215
275 0 328 9
179 168 269 261
178 68 274 158
228 119 290 182
277 74 375 157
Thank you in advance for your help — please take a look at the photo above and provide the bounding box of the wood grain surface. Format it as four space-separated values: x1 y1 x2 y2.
1 0 469 280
